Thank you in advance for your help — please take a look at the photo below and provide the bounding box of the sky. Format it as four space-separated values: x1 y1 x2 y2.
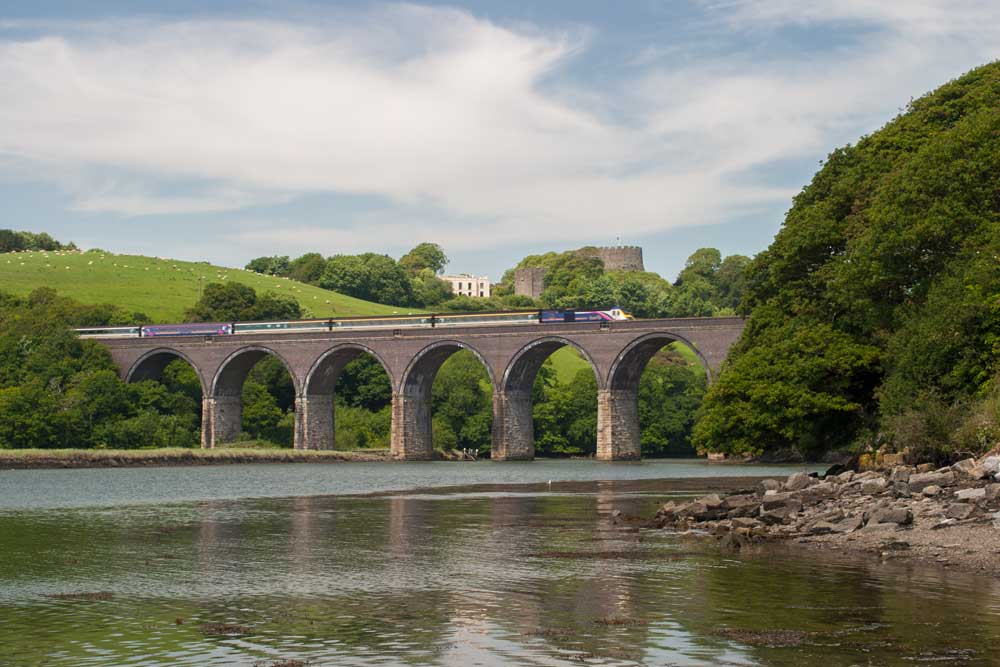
2 1 1000 281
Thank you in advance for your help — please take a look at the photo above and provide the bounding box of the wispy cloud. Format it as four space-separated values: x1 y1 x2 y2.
1 2 999 256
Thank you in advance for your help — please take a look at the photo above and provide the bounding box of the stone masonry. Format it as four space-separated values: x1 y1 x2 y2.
96 317 744 461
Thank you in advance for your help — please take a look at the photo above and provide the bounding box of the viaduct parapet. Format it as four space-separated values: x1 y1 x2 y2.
97 317 744 461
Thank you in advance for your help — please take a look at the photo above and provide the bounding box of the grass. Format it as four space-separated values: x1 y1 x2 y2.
0 249 419 322
544 342 706 383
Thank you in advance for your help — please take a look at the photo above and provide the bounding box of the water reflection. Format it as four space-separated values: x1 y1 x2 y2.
0 482 998 666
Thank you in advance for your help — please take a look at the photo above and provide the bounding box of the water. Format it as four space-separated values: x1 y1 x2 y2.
1 461 998 666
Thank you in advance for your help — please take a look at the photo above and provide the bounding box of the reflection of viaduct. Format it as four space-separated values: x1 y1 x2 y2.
98 317 744 460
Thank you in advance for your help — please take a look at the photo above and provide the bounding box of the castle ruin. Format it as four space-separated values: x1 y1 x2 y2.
513 246 645 299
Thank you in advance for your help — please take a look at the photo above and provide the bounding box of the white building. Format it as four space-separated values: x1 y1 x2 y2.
441 274 492 298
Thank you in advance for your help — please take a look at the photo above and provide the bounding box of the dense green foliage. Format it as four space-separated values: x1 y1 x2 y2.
695 62 1000 460
0 289 200 449
498 247 747 316
246 243 451 309
184 282 303 323
0 229 74 253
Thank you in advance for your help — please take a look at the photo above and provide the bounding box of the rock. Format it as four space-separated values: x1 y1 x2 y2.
759 507 796 525
892 482 911 498
992 511 1000 529
952 458 978 475
882 452 907 467
921 485 943 497
985 484 1000 501
980 456 1000 476
860 477 889 495
889 466 912 483
784 472 816 492
836 470 855 483
758 479 781 494
908 471 956 493
721 494 759 511
932 518 958 530
838 515 864 533
945 503 976 520
861 521 899 534
915 463 936 473
761 493 802 512
656 501 677 517
808 521 838 535
868 507 913 526
955 487 986 502
731 517 759 529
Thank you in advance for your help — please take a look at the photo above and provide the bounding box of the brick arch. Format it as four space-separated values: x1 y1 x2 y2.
305 343 393 396
391 340 496 460
126 347 206 395
501 335 601 394
400 339 496 397
493 336 601 461
211 345 300 398
607 331 711 392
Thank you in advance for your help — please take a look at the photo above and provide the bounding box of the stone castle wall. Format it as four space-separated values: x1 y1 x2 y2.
514 267 547 299
592 246 644 272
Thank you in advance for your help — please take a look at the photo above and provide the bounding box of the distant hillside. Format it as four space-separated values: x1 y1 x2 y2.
0 250 416 322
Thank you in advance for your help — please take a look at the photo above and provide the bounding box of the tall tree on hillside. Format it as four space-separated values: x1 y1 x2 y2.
400 243 448 276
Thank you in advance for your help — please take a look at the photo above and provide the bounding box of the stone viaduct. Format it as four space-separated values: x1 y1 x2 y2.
96 317 745 461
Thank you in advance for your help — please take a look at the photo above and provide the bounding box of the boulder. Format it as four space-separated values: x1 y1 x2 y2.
730 517 760 529
860 478 889 495
921 485 942 497
761 493 802 513
955 487 986 502
892 482 911 498
784 472 816 492
889 466 912 483
836 470 855 483
980 456 1000 476
915 463 936 473
945 503 976 520
868 507 913 526
952 458 978 475
759 506 796 525
908 471 956 493
758 479 782 494
985 484 1000 501
796 482 837 505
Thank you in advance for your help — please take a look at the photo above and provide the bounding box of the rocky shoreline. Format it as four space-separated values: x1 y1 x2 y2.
653 452 1000 576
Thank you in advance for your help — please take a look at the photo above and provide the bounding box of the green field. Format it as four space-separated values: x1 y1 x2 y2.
0 249 418 322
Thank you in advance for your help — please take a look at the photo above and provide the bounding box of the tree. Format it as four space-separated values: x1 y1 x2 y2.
400 243 448 276
287 253 327 284
320 253 414 306
184 282 301 322
245 255 290 276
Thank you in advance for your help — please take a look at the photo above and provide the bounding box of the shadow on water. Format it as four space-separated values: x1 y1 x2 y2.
0 476 998 666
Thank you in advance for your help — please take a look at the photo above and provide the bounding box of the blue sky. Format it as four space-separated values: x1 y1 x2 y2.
2 1 999 281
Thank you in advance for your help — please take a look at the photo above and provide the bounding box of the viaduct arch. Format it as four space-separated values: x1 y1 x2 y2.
96 317 744 461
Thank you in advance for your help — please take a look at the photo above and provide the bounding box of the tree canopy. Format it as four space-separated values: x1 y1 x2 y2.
695 61 1000 460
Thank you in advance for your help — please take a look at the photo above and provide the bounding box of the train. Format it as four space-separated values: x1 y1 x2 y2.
74 308 634 339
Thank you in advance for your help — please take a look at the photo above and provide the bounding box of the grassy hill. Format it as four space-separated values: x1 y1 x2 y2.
0 249 416 322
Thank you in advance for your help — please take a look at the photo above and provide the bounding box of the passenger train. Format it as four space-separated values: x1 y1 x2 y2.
74 308 634 339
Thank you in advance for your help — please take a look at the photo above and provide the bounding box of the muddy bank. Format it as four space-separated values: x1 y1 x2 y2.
649 453 1000 576
0 447 391 469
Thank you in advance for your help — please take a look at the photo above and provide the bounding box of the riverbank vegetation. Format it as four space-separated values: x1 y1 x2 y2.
696 61 1000 463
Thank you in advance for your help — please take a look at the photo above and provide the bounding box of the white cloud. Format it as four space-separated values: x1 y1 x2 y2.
1 2 1000 254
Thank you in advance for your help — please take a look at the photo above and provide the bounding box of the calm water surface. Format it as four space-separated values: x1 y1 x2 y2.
1 461 998 666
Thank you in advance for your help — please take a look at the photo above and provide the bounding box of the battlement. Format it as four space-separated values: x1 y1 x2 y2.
582 246 645 272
